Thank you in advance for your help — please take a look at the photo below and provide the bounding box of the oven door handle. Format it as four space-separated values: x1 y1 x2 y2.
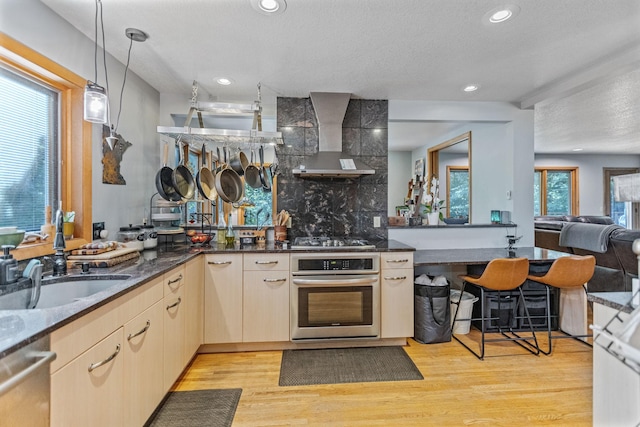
292 277 377 286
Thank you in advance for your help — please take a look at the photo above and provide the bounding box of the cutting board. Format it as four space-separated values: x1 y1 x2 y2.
67 251 139 268
68 247 138 261
70 246 117 256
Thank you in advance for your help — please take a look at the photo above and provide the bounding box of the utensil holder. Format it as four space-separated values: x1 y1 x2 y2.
274 225 287 242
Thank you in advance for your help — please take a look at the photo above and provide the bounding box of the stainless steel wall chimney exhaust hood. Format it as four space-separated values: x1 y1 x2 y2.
292 92 375 178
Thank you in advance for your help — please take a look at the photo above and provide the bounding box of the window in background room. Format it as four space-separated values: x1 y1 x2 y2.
604 168 640 229
446 166 469 219
534 167 578 216
0 65 59 231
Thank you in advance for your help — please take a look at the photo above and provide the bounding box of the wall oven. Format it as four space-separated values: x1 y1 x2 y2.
290 253 380 340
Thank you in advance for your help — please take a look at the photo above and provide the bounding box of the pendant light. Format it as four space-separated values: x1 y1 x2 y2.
83 0 108 124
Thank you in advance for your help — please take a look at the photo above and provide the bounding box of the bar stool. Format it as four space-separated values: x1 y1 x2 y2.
526 255 596 355
453 257 540 360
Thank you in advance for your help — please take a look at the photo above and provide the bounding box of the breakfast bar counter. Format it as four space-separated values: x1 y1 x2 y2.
413 246 569 266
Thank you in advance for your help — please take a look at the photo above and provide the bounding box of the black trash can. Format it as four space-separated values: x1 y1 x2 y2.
414 279 452 344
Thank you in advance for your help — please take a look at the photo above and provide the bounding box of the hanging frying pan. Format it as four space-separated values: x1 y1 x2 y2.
228 147 245 176
215 165 244 204
172 142 195 199
155 143 181 201
196 144 217 200
244 147 262 189
259 144 271 192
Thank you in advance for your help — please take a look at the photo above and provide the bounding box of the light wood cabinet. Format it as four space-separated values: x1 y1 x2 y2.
163 266 186 391
243 265 290 342
204 253 243 343
51 328 124 427
123 300 164 427
184 256 204 362
380 252 414 338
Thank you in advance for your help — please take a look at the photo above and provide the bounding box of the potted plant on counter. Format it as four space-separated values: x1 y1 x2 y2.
422 176 445 225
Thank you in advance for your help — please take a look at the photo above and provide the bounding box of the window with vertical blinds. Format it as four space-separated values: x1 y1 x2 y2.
0 65 60 231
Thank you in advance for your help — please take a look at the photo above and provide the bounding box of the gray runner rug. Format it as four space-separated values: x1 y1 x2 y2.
146 388 242 427
279 346 423 386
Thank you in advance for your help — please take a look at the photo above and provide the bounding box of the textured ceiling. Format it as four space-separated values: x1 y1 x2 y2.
38 0 640 152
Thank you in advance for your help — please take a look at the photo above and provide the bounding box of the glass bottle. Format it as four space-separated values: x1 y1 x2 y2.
217 214 226 244
225 213 235 246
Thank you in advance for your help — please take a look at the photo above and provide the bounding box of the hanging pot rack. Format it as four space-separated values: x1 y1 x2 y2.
156 81 283 147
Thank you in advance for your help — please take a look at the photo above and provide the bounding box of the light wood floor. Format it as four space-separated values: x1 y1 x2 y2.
173 332 592 426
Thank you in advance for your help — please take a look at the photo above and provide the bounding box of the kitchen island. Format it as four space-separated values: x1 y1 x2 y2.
0 239 414 358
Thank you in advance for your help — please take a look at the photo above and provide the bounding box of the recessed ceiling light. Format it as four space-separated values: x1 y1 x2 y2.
250 0 287 15
572 148 584 152
462 84 480 92
215 77 233 86
483 5 520 24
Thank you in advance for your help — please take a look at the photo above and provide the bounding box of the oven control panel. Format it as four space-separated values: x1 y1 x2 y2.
297 258 374 271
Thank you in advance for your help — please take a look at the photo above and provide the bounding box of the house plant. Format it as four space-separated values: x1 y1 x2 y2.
422 176 445 225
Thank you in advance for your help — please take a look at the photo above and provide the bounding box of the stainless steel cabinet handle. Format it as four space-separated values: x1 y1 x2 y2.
88 345 120 373
208 261 232 265
263 278 287 283
166 297 182 310
0 351 56 397
167 274 183 285
255 260 278 265
386 259 409 263
384 276 407 280
127 320 150 341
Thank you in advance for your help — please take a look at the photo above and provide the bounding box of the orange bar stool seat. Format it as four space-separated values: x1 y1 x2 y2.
453 257 540 360
527 255 596 354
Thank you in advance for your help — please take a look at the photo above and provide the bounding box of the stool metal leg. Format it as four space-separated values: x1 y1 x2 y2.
452 283 540 360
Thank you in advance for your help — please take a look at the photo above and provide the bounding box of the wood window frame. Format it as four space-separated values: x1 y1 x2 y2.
0 33 92 260
535 166 579 216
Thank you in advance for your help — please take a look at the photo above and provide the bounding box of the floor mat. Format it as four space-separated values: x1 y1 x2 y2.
279 346 423 386
146 388 242 427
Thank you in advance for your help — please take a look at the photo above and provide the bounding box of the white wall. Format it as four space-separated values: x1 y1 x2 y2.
535 153 640 215
389 100 534 249
2 0 161 238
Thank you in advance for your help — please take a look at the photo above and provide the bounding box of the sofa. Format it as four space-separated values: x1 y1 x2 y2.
534 215 640 292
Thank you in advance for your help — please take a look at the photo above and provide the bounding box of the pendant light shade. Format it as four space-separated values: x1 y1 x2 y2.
83 81 108 124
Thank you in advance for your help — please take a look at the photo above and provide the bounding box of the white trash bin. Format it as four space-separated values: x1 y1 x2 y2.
450 289 479 334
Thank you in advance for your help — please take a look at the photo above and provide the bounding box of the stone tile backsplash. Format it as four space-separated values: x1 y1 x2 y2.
276 97 388 241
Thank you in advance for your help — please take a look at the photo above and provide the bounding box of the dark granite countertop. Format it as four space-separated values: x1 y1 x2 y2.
413 246 570 266
0 239 414 358
588 292 636 314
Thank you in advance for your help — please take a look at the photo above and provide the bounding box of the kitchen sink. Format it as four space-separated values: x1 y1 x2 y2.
0 274 131 310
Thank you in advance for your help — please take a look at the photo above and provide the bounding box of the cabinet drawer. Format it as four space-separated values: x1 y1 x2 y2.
243 253 289 271
381 252 414 270
205 253 243 270
164 265 185 297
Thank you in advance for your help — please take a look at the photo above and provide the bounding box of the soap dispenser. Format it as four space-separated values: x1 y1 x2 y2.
0 245 18 286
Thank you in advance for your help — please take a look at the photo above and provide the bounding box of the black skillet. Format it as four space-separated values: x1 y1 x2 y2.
155 143 181 201
172 142 195 199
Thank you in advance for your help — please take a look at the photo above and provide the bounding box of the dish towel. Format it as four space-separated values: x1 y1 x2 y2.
559 222 622 253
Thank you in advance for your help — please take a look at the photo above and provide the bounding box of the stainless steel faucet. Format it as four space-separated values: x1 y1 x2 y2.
52 208 67 276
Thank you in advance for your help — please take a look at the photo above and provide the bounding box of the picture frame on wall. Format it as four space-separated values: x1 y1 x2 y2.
414 158 425 178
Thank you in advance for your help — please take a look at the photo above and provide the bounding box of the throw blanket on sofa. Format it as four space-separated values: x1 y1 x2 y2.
559 223 623 253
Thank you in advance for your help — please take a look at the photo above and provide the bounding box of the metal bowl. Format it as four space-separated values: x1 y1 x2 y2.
0 231 25 247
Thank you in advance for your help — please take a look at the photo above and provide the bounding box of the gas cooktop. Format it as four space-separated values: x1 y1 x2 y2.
291 236 376 250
